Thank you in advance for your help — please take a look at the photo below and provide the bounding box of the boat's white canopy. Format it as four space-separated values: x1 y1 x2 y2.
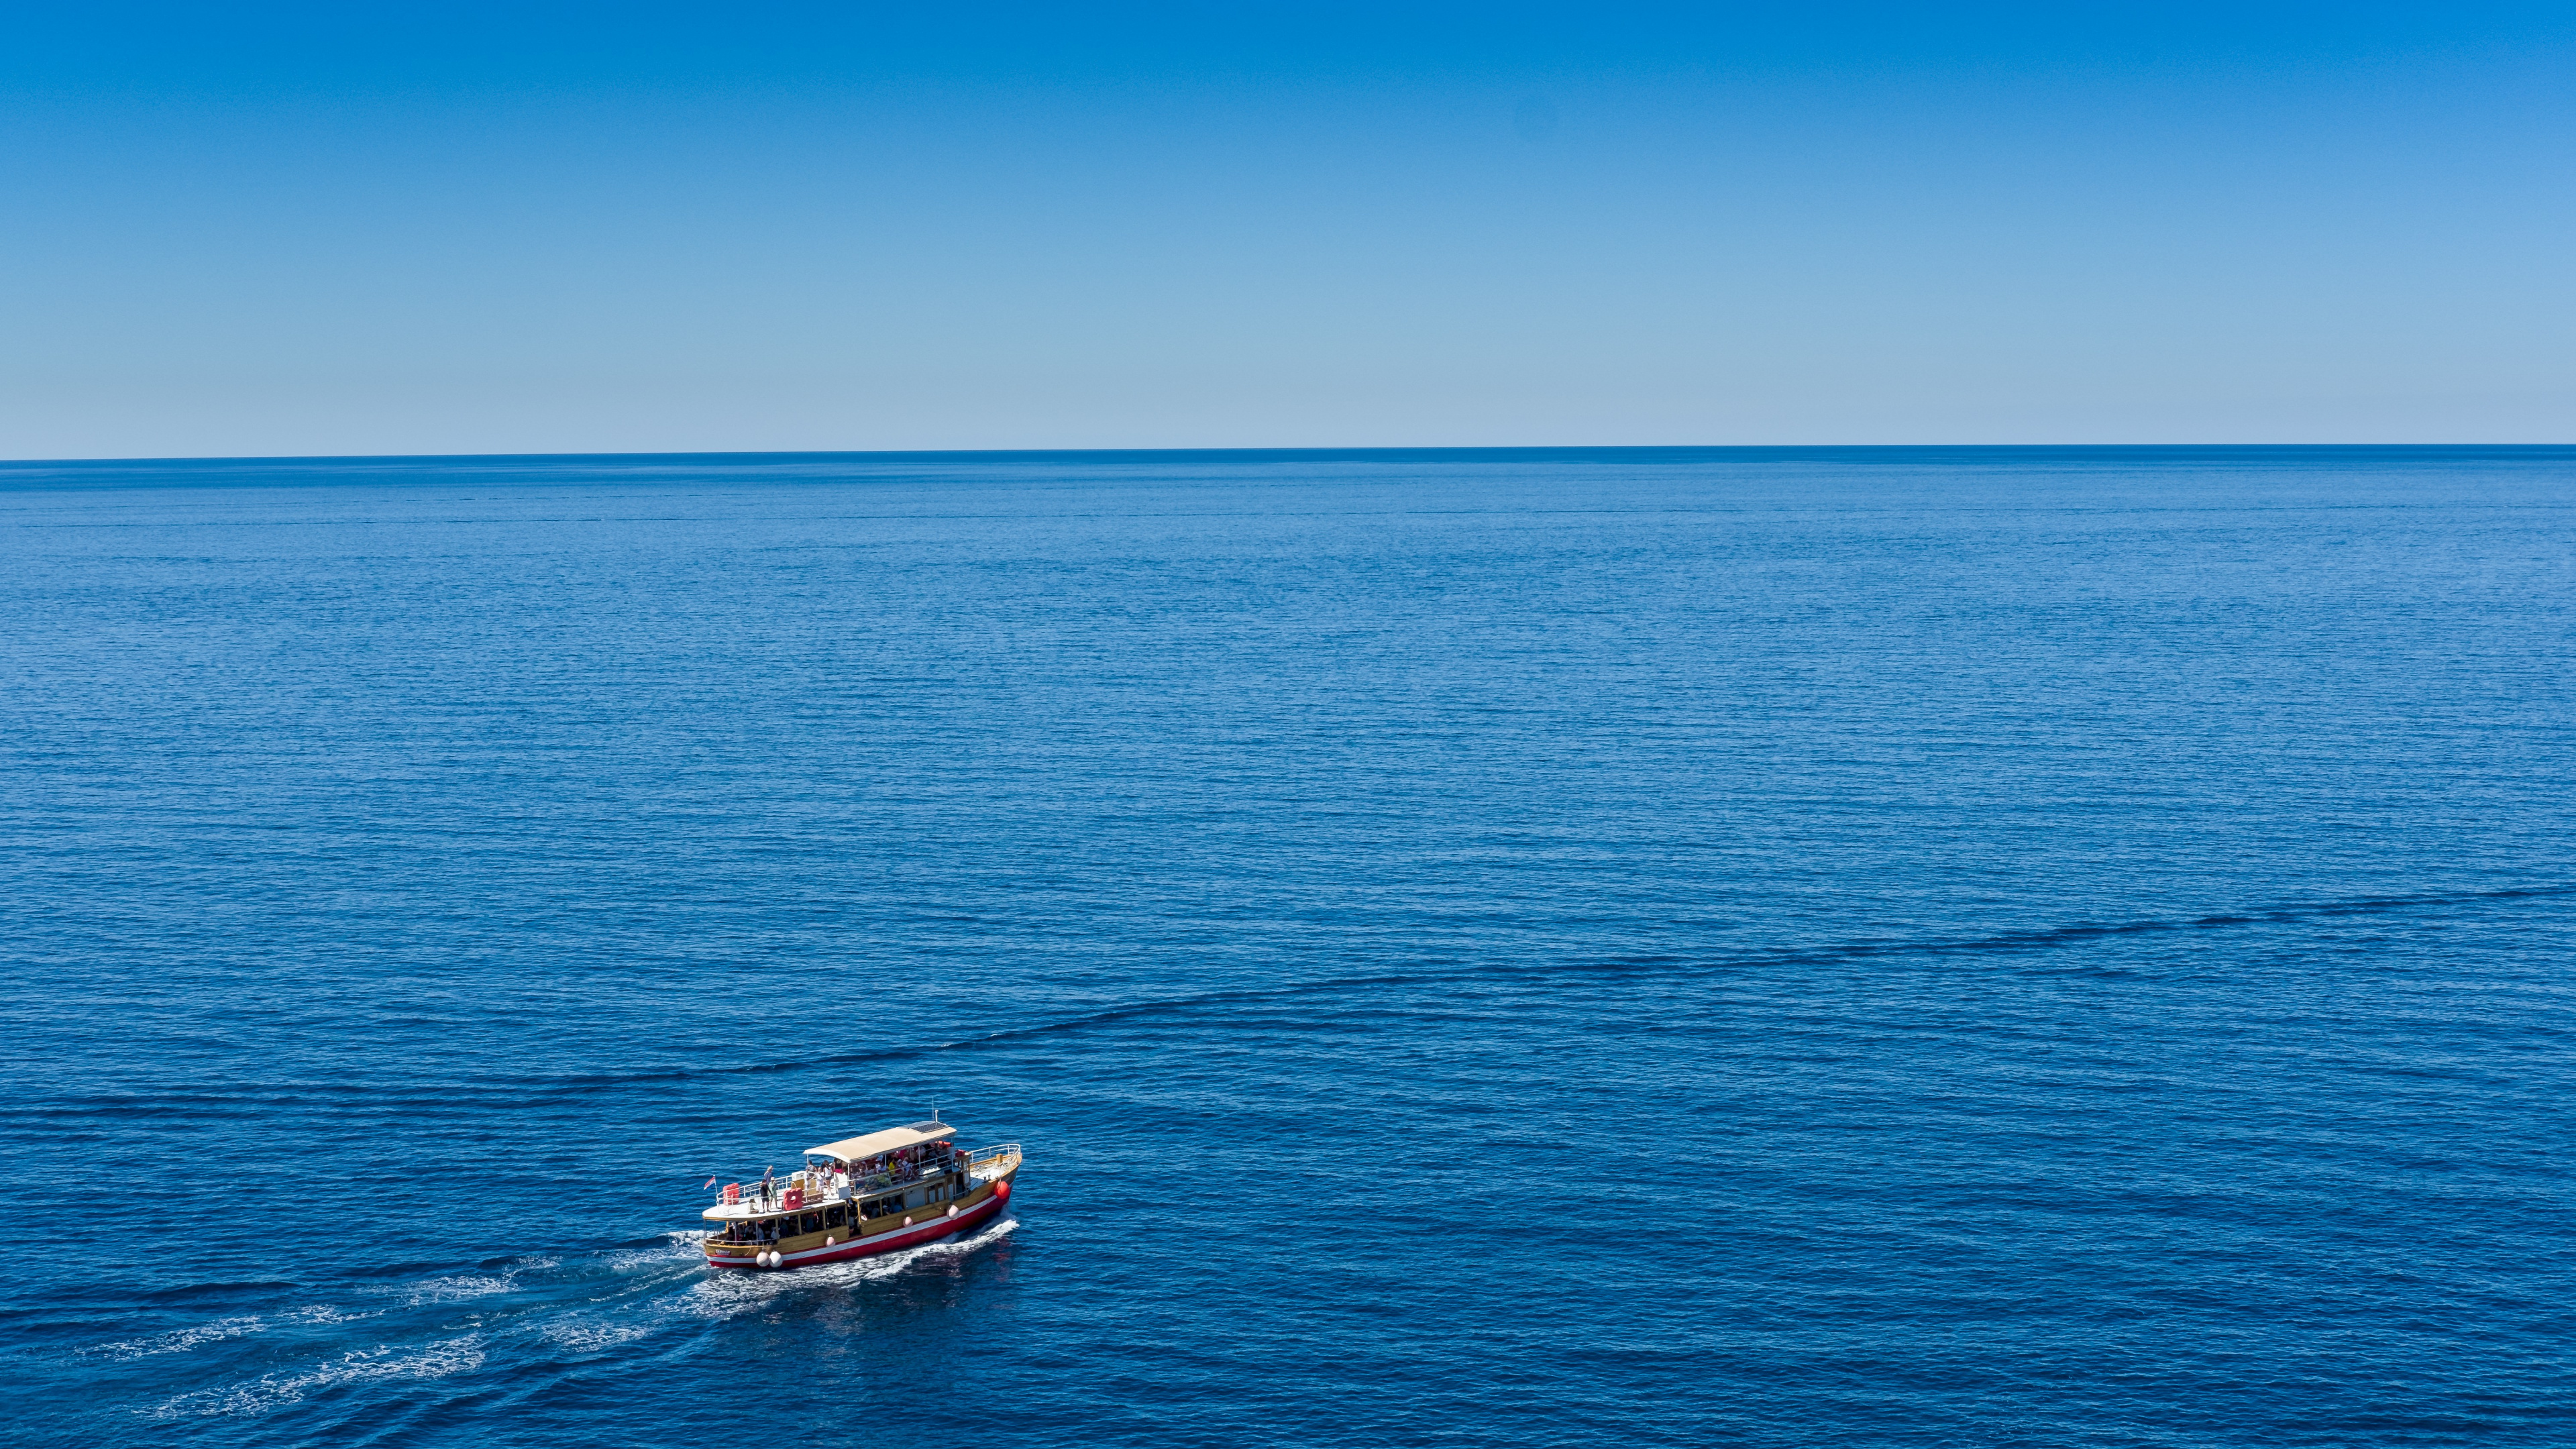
804 1120 955 1162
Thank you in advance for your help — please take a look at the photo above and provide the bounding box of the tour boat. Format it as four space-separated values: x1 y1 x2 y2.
702 1118 1022 1271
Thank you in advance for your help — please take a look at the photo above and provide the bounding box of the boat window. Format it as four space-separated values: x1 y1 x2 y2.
799 1212 821 1234
825 1204 847 1228
862 1193 902 1218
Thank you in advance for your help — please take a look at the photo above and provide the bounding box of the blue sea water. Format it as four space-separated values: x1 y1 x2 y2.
1 446 2572 1447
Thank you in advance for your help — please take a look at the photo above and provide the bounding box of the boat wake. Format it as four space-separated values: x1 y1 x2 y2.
138 1218 1019 1422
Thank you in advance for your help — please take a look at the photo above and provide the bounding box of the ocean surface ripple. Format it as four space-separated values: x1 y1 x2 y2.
3 447 2572 1446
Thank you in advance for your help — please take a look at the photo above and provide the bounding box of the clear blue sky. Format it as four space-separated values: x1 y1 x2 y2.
4 3 2571 455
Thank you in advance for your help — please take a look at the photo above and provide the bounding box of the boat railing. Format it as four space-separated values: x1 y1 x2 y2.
726 1175 937 1206
964 1142 1022 1179
726 1156 972 1213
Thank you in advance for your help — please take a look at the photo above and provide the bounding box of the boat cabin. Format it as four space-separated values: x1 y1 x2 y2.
702 1119 1016 1267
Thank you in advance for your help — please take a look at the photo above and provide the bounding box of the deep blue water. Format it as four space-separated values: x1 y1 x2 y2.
3 447 2572 1446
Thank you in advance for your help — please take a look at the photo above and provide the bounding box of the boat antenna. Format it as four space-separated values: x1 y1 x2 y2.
932 1105 941 1122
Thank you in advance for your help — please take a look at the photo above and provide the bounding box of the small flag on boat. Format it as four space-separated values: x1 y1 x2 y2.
704 1176 719 1190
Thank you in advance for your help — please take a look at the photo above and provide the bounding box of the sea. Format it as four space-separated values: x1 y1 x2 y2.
1 446 2570 1447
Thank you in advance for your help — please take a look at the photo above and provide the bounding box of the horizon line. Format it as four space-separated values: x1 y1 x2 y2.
7 442 2576 470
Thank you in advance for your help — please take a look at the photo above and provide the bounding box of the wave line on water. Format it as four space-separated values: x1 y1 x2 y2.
15 885 2566 1128
521 882 2575 1093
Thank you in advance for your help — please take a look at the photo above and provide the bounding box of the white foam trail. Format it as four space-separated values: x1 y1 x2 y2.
150 1334 486 1419
535 1318 659 1353
397 1274 517 1306
600 1234 708 1274
287 1304 382 1327
86 1316 267 1362
84 1303 384 1362
392 1253 557 1307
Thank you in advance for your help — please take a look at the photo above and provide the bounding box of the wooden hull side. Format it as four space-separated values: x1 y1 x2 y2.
705 1172 1014 1271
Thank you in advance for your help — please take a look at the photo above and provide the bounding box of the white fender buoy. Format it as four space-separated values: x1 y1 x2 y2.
947 1205 957 1218
824 1236 835 1246
903 1215 913 1226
